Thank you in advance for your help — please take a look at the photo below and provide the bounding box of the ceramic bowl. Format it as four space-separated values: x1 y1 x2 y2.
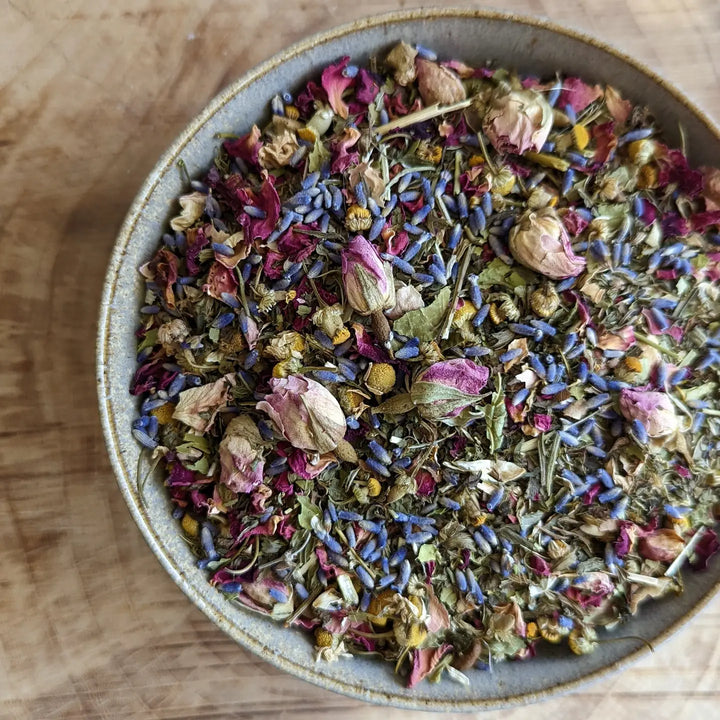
97 8 720 711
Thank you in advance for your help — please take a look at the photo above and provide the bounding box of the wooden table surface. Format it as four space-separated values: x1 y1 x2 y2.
2 1 720 718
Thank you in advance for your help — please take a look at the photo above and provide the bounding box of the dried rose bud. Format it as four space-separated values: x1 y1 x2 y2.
638 528 685 562
218 416 265 494
312 303 345 339
157 318 190 352
169 191 206 232
385 41 418 86
619 388 679 437
341 236 395 316
256 375 346 454
415 58 466 106
483 89 553 155
411 359 489 421
509 208 586 279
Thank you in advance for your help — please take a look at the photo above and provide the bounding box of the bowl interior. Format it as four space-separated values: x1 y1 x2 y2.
97 9 720 711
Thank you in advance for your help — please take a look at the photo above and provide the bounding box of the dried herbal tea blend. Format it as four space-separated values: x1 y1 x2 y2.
131 41 720 686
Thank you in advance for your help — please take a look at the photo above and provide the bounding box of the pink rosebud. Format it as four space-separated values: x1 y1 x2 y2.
415 58 466 106
256 375 346 454
218 416 265 494
619 388 679 437
411 359 489 421
483 89 553 155
639 528 685 563
341 236 396 315
509 208 586 279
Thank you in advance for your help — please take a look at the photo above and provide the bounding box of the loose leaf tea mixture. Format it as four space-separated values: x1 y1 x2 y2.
131 41 720 686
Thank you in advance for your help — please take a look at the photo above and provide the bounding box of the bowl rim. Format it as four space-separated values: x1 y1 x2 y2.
97 6 720 711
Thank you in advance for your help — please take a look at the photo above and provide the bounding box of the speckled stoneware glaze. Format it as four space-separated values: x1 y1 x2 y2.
97 8 720 711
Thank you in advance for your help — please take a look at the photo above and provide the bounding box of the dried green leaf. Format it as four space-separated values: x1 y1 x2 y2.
296 495 322 530
392 286 451 341
417 544 441 563
484 378 507 454
138 329 158 352
307 140 331 173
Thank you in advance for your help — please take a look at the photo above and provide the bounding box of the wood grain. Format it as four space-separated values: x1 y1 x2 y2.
1 1 719 718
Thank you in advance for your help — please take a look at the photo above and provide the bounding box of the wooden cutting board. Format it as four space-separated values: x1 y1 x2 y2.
1 1 719 718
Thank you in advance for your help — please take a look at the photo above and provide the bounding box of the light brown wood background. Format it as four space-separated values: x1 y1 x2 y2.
2 1 719 718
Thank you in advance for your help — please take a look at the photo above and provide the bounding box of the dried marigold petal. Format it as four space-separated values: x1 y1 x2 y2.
452 299 477 325
181 513 199 538
573 124 590 150
151 402 176 425
284 105 300 120
624 356 643 373
332 326 351 345
367 478 382 497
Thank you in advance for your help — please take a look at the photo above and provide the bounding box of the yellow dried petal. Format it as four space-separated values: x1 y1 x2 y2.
526 621 539 640
366 363 396 395
181 513 199 538
151 402 176 425
524 152 571 172
638 164 658 189
452 299 476 326
492 169 516 196
285 290 297 302
284 105 300 120
405 623 428 648
367 478 382 497
272 360 294 378
468 154 485 167
314 628 334 647
472 513 488 526
297 127 317 143
291 335 305 352
367 590 394 616
573 124 590 150
367 589 395 627
627 139 658 165
332 326 351 345
624 356 643 373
